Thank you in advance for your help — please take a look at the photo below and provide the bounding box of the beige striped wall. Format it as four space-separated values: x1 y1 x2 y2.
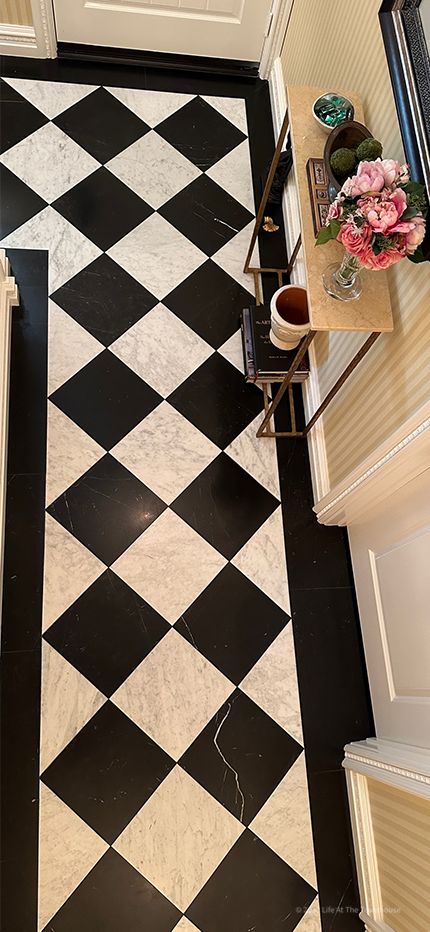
368 778 430 932
281 0 430 489
0 0 33 25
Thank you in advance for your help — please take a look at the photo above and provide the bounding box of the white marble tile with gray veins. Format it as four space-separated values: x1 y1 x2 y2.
46 402 104 506
106 86 194 127
226 411 280 500
232 506 290 613
213 221 259 295
2 77 99 119
43 514 104 633
201 95 248 135
207 140 255 213
113 509 226 623
111 303 213 397
241 624 303 744
107 131 201 209
112 401 219 504
113 629 234 760
0 122 99 203
48 300 103 396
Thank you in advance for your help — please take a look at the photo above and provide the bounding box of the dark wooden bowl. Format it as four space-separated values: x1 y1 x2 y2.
324 120 372 200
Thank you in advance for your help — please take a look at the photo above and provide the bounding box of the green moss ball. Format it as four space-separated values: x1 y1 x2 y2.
330 147 357 177
356 138 383 161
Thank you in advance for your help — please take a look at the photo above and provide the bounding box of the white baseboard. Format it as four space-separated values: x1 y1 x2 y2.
269 59 330 502
0 252 19 634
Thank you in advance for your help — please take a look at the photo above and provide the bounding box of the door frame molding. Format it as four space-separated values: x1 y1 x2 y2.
343 738 430 932
259 0 294 79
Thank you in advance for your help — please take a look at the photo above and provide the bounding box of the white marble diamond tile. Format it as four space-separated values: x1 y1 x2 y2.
251 753 317 888
112 509 226 624
106 86 194 127
46 402 105 505
40 642 106 773
48 300 103 395
0 122 99 203
174 920 201 931
201 95 248 135
207 140 254 213
112 402 219 504
232 506 290 613
0 208 101 293
111 304 213 397
218 329 244 373
212 221 259 295
2 77 99 119
107 131 201 209
43 514 105 633
297 897 322 930
113 628 233 760
241 625 303 743
107 214 206 299
114 766 243 912
38 784 107 931
225 411 280 500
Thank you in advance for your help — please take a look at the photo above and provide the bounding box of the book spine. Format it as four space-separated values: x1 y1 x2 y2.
240 309 256 381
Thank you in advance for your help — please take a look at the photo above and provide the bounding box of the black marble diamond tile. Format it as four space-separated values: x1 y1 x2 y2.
41 701 174 843
0 78 48 154
187 830 317 932
165 259 254 349
0 163 46 238
47 454 166 565
159 174 253 257
168 353 263 449
53 168 153 251
44 569 169 696
156 96 246 171
175 564 289 684
180 690 302 825
43 849 181 932
172 454 278 559
50 350 162 449
54 87 149 163
50 254 157 346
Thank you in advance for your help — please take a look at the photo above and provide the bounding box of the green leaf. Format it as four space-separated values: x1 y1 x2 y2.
401 206 419 220
402 181 426 195
407 245 427 264
315 220 340 245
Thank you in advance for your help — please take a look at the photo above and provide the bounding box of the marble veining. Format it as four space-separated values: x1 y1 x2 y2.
213 220 260 295
0 207 101 292
38 784 107 930
226 411 280 500
207 140 255 213
2 77 99 119
0 122 99 203
113 508 227 623
107 213 206 299
106 86 194 127
241 624 303 744
113 629 234 760
48 300 103 396
200 95 248 135
46 402 105 505
112 401 219 504
114 766 243 911
40 642 105 772
232 507 291 613
107 131 201 209
43 514 104 632
111 303 213 397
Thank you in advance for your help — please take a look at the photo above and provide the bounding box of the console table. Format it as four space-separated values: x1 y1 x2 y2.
244 85 394 439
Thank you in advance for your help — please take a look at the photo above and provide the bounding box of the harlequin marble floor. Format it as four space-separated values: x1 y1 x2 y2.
0 58 373 932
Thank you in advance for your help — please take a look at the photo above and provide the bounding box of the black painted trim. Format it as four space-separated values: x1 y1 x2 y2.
57 43 259 78
0 250 48 932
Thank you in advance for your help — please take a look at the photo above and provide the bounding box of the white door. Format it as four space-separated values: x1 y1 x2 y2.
349 467 430 750
53 0 272 62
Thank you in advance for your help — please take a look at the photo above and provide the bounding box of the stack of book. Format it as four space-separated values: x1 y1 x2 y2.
241 305 309 383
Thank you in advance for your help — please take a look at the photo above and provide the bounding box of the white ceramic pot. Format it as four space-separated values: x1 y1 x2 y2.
270 285 310 350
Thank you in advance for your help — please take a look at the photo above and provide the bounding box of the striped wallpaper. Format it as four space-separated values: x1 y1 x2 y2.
0 0 33 25
368 778 430 932
281 0 430 490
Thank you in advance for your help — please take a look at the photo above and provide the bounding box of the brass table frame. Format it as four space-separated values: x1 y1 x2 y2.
244 107 382 440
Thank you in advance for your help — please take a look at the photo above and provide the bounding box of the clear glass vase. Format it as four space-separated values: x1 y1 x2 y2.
322 251 362 301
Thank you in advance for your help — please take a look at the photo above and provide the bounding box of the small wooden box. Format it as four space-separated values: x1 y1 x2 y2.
306 158 330 235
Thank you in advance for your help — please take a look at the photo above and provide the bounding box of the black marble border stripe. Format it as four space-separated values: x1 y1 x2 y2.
0 250 48 932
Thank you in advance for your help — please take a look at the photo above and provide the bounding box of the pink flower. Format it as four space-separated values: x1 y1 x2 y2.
380 158 402 187
405 215 426 254
358 188 407 234
341 160 385 198
327 196 343 221
360 244 406 270
337 220 372 258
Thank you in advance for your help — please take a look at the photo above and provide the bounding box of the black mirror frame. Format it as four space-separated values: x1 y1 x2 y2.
379 0 430 198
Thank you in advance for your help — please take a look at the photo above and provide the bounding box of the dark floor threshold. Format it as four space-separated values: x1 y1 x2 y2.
57 43 259 78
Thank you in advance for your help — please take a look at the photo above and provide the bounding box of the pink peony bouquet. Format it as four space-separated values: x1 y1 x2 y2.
316 158 428 268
